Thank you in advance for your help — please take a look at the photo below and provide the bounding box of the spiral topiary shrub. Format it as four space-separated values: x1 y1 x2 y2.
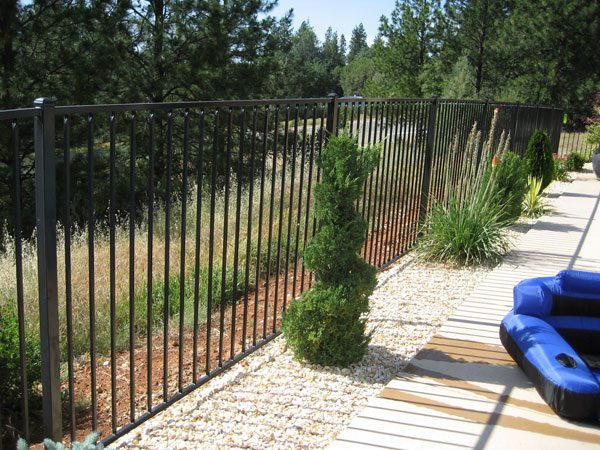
281 132 379 367
524 130 554 191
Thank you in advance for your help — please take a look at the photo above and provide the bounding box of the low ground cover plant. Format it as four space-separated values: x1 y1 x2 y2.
282 132 379 367
17 431 103 450
418 111 513 265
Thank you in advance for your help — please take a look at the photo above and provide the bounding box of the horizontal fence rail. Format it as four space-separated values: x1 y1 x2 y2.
0 95 564 448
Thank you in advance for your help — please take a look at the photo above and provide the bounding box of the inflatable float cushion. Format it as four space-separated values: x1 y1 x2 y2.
513 277 554 318
556 270 600 296
501 311 600 418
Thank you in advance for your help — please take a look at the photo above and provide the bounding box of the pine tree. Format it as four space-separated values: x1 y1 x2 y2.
373 0 444 97
348 23 368 62
445 0 510 97
495 0 600 108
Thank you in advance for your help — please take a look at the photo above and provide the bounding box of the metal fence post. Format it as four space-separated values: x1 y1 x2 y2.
33 97 62 442
325 93 339 139
418 95 439 227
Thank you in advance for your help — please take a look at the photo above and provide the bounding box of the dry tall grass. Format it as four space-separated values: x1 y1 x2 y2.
0 153 318 359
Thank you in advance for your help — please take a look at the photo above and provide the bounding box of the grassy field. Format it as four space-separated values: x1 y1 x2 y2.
0 153 319 360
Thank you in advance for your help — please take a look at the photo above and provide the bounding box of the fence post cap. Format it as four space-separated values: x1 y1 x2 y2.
327 93 338 99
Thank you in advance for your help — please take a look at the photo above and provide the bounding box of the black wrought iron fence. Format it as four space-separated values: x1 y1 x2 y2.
0 95 563 449
558 128 596 158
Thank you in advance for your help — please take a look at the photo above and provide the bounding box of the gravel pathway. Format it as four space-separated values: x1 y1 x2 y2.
110 180 569 450
109 253 488 450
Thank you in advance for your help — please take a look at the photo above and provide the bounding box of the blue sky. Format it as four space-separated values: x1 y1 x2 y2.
268 0 398 45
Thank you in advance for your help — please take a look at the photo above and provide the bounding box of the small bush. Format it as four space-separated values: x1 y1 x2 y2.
0 301 41 401
488 151 528 222
419 195 511 265
584 105 600 148
0 301 42 445
149 265 246 328
282 132 379 367
250 234 296 280
524 130 554 190
565 152 585 171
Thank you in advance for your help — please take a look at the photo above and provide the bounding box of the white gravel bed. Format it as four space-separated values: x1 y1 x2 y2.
109 178 571 450
109 254 489 450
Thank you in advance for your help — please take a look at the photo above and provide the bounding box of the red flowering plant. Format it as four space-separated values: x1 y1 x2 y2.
491 154 498 171
552 152 570 181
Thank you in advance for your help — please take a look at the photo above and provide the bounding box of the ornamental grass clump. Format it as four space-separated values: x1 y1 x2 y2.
281 132 379 367
418 111 512 265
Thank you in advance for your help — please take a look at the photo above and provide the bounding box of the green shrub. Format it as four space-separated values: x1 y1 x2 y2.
565 152 585 171
488 151 527 222
149 265 246 327
250 234 296 280
524 130 554 190
282 132 379 367
584 106 600 147
0 301 42 445
418 112 512 265
0 300 41 402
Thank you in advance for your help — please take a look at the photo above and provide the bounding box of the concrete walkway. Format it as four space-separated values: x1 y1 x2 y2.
330 166 600 449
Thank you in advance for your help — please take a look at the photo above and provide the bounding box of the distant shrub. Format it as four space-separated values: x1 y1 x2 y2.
250 233 296 280
282 132 379 367
565 152 585 171
149 265 246 327
0 301 41 399
524 130 554 190
0 300 42 445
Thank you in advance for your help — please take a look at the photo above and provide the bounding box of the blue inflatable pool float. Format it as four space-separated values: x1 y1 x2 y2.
500 270 600 420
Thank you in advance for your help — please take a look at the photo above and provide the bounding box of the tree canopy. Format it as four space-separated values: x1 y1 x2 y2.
0 0 598 109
